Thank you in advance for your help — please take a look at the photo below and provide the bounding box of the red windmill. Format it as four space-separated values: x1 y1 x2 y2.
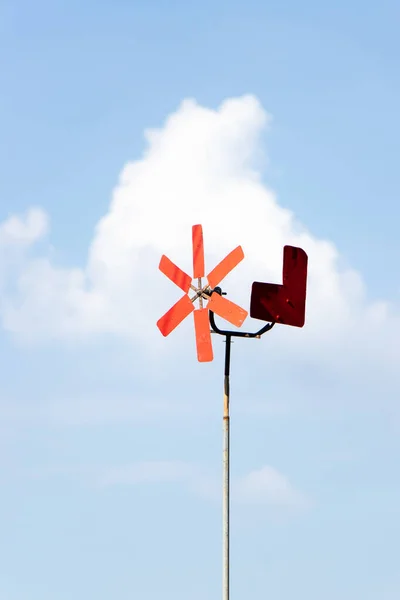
157 224 248 362
156 223 308 600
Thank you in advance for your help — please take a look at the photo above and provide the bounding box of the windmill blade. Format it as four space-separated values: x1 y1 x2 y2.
207 293 248 328
193 308 213 362
157 295 194 337
159 255 192 292
207 246 244 289
192 224 205 279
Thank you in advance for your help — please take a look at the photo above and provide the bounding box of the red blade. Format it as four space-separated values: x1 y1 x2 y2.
159 255 192 292
207 246 244 289
157 295 194 337
207 293 248 327
193 309 213 362
192 224 205 279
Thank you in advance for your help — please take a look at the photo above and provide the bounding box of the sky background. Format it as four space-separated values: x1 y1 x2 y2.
1 1 400 599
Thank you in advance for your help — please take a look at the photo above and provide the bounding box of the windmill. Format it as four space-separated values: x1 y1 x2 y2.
157 224 308 600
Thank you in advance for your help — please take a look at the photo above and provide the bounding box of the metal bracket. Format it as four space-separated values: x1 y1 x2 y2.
209 287 275 338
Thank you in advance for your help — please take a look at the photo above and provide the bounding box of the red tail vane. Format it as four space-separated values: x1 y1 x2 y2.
250 246 308 327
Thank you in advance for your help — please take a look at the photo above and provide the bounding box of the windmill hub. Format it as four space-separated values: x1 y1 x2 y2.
190 279 212 305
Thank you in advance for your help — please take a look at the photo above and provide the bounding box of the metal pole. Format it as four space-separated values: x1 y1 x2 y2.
223 334 231 600
209 296 274 600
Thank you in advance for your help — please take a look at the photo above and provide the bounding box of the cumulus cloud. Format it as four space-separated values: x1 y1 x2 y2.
30 459 307 511
99 461 308 510
234 466 309 509
0 207 48 247
0 94 398 378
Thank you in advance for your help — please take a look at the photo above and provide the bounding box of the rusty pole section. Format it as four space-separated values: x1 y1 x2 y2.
223 334 231 600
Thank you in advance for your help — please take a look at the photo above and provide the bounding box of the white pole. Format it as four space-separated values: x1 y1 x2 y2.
222 335 231 600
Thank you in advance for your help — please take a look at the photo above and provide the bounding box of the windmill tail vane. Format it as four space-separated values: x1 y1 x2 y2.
156 224 248 362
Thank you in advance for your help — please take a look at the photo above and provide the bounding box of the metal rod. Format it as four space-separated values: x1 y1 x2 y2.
198 278 203 309
208 287 274 600
223 334 231 600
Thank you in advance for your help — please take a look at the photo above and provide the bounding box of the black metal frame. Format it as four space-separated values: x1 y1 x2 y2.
208 286 275 376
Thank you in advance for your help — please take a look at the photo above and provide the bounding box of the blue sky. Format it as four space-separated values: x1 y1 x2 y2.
1 1 400 599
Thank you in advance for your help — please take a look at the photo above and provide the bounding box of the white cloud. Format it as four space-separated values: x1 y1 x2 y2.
234 466 309 509
0 94 398 378
0 207 48 247
30 459 307 511
99 461 308 510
